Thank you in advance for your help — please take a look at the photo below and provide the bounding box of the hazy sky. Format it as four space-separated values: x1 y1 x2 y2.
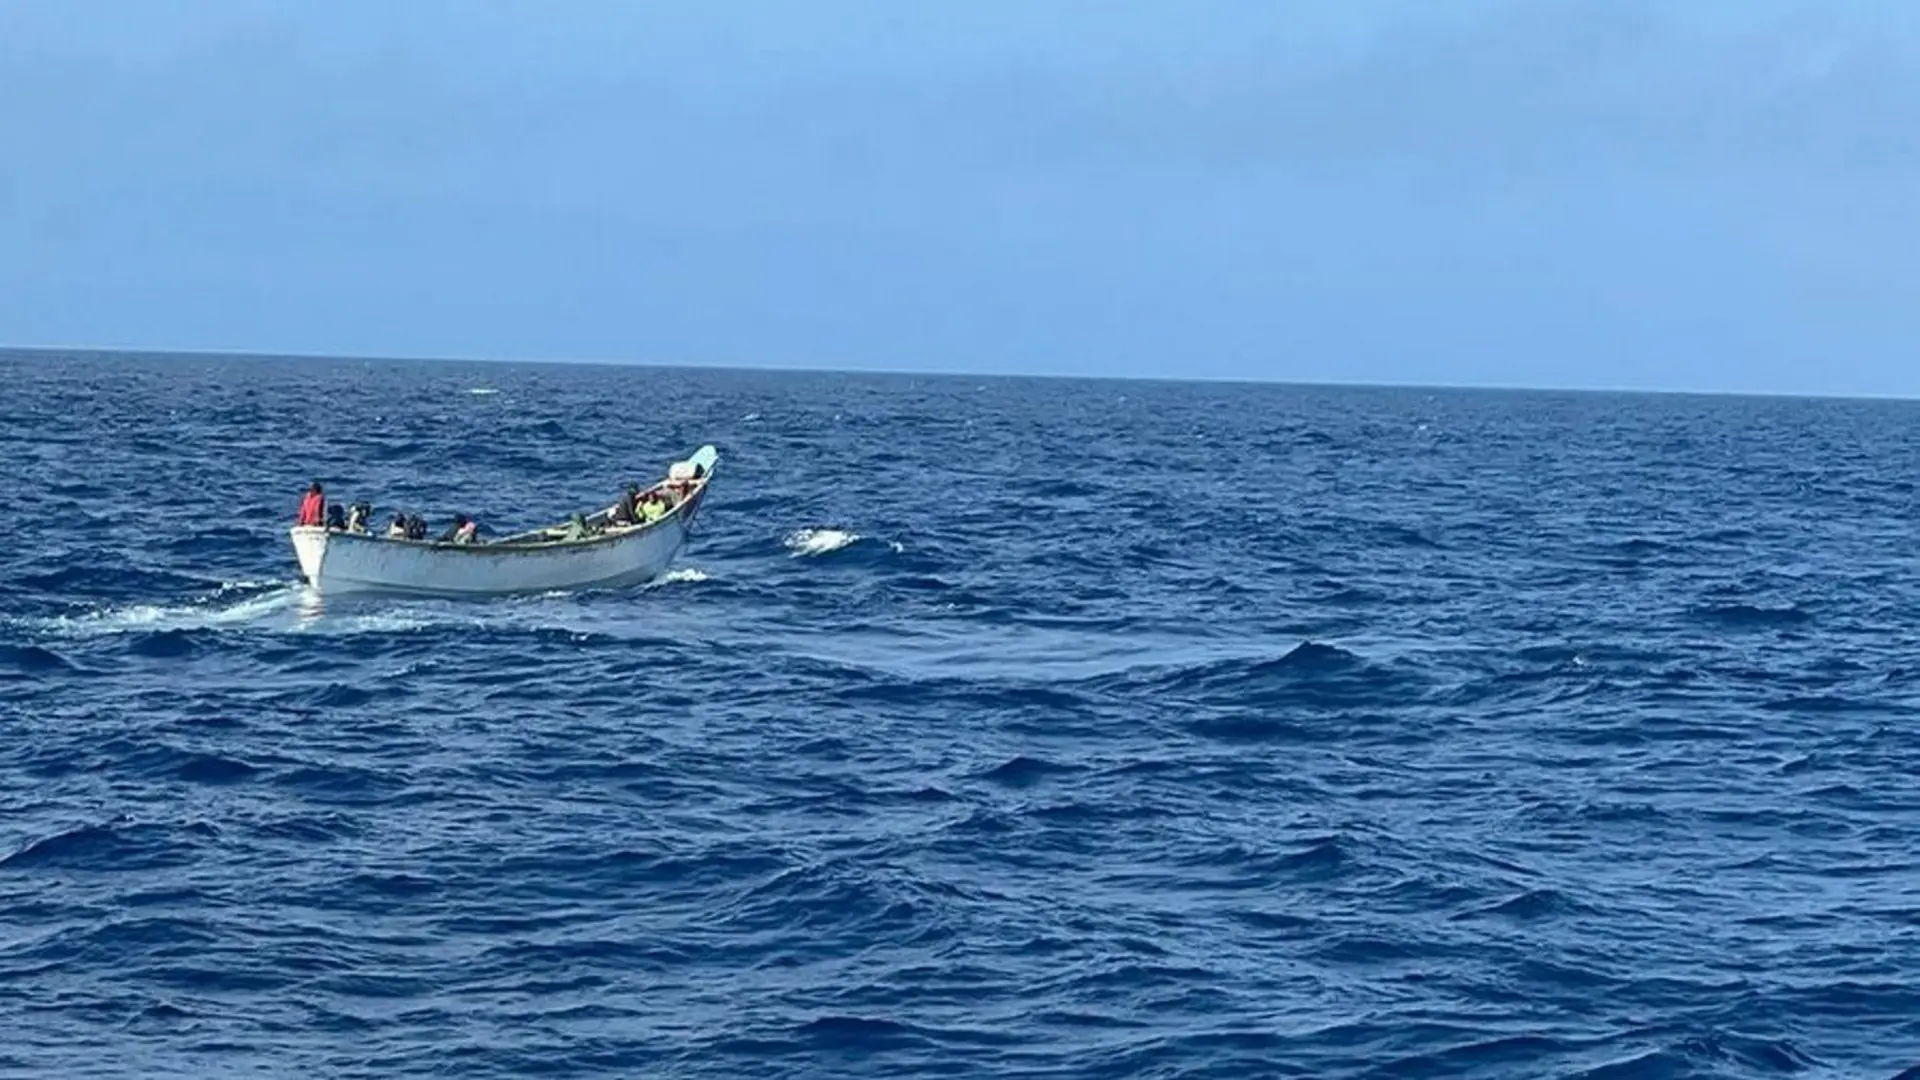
4 1 1917 394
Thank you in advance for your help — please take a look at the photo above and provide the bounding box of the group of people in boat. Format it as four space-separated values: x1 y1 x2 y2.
389 512 477 544
294 466 705 546
296 482 483 544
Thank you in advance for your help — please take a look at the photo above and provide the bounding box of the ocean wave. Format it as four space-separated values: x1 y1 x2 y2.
975 754 1081 788
2 816 218 872
3 354 1916 1078
0 642 80 678
1689 602 1815 628
1081 640 1423 712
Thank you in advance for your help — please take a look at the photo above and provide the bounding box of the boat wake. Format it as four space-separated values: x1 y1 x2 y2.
28 587 485 639
18 564 720 642
29 581 302 636
18 580 465 638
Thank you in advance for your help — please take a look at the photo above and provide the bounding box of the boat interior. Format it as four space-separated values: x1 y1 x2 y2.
489 466 712 548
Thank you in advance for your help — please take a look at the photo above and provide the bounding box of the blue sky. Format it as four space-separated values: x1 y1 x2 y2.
3 1 1917 394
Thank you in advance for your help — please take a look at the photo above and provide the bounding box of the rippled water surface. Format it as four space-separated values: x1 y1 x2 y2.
2 350 1917 1078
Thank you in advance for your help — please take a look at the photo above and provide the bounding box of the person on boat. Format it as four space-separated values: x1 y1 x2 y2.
296 481 325 527
607 483 638 526
346 502 371 534
387 513 409 538
325 503 347 531
439 514 479 545
639 493 667 523
407 515 428 541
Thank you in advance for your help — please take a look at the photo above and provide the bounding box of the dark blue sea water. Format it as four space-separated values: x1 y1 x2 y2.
1 349 1916 1079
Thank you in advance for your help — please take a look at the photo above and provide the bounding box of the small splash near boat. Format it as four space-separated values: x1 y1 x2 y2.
784 528 902 557
785 528 860 556
651 567 710 587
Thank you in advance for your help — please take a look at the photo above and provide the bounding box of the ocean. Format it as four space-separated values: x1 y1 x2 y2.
1 349 1915 1079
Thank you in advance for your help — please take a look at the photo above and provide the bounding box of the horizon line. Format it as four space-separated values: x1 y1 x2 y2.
2 341 1914 406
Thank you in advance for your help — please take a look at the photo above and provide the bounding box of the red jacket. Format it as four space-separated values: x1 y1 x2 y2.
297 490 325 526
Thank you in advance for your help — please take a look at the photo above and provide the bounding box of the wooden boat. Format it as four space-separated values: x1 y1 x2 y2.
289 445 718 597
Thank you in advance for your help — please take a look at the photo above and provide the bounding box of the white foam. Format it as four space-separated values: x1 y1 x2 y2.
41 586 302 636
211 578 284 596
467 387 501 396
26 581 479 639
785 528 860 557
20 560 718 642
308 610 489 636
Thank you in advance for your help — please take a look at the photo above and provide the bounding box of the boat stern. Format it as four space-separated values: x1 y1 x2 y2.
289 526 329 585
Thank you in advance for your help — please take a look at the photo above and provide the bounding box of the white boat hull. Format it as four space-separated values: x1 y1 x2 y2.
290 448 716 598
